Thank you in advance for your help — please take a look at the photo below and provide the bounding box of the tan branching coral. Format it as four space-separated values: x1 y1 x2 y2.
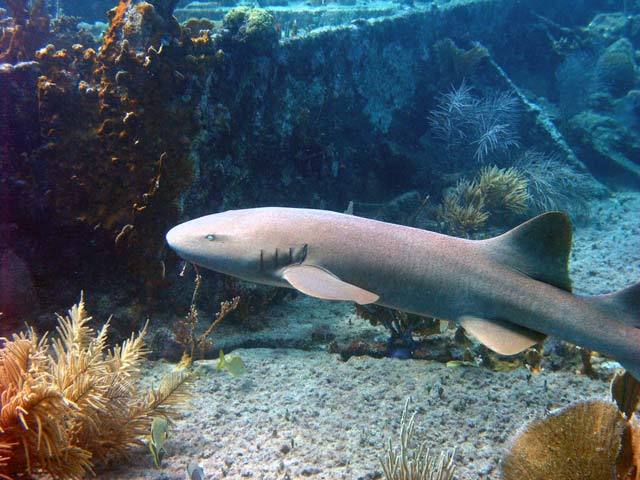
438 166 530 236
477 166 530 215
438 179 490 236
0 294 191 479
502 398 640 480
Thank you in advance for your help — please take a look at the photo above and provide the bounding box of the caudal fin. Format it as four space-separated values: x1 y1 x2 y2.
586 282 640 328
585 282 640 380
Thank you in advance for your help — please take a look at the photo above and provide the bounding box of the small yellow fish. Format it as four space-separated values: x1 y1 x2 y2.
446 360 478 368
149 417 169 468
217 350 247 377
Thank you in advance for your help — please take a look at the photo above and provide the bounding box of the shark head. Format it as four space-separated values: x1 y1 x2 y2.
165 208 305 286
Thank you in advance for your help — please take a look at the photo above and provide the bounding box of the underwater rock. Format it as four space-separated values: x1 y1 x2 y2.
222 7 279 53
149 0 181 20
0 0 50 63
0 245 37 326
587 12 636 42
567 110 640 187
596 38 638 98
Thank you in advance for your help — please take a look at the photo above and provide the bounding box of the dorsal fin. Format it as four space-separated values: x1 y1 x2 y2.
479 212 573 292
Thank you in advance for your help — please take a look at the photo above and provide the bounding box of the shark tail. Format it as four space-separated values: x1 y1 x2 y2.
584 282 640 379
585 282 640 328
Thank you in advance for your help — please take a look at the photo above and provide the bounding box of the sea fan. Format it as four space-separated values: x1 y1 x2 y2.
0 294 191 479
502 399 639 480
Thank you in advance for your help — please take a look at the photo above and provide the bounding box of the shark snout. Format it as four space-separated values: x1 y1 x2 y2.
165 217 224 268
165 223 200 262
165 225 185 253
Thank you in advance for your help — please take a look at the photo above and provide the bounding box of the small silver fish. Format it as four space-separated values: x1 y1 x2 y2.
187 461 205 480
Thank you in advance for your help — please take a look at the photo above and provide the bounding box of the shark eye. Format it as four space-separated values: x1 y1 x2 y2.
205 234 215 241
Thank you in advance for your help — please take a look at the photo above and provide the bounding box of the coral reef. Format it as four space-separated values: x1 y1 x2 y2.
566 110 640 187
0 0 611 334
222 7 278 53
0 294 191 479
0 0 50 63
554 51 599 120
355 303 441 359
503 372 640 480
432 38 489 86
596 38 637 98
476 165 530 215
437 182 490 237
611 371 640 420
502 398 638 480
1 0 213 315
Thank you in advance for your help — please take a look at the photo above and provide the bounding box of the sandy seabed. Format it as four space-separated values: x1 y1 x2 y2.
95 191 640 480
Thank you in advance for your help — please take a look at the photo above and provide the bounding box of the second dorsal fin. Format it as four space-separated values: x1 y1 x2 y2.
479 211 573 292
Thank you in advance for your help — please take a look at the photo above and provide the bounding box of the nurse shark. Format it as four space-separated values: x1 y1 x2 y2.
166 207 640 378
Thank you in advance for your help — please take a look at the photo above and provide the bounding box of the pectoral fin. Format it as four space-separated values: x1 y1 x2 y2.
282 265 379 304
459 315 546 355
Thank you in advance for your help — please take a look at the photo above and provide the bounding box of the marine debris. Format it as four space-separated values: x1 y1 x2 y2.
0 294 192 479
355 303 441 359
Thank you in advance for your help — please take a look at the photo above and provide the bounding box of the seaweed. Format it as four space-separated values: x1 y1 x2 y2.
380 398 456 480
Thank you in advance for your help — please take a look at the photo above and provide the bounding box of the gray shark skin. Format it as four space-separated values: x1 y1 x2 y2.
166 207 640 378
